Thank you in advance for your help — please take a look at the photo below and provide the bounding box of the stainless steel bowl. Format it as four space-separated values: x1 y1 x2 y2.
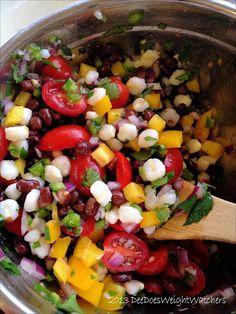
0 1 235 313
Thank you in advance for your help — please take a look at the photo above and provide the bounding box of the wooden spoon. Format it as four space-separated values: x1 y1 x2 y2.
150 196 236 244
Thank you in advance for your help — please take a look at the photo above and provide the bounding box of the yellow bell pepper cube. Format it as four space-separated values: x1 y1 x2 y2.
180 115 194 129
193 110 212 142
186 79 200 93
15 91 31 107
141 211 160 228
111 61 126 78
123 182 145 204
53 258 71 284
45 220 61 244
49 237 71 259
158 130 183 148
3 106 24 127
79 63 96 78
126 137 141 152
108 108 124 124
73 236 104 267
68 256 98 291
148 114 166 132
15 158 26 176
94 95 112 117
91 143 115 167
99 279 126 311
201 140 224 160
77 280 104 307
144 93 161 109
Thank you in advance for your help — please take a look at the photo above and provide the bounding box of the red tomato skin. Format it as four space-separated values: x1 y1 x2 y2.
38 125 90 151
70 153 105 196
164 148 183 183
0 177 16 186
42 81 87 116
115 152 132 190
61 225 78 237
109 77 129 108
81 216 95 236
102 231 149 273
5 210 23 236
110 221 140 233
137 246 169 275
144 278 163 295
42 56 73 80
0 127 9 160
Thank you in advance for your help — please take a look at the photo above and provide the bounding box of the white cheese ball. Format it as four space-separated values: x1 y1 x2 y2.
160 108 180 127
173 94 192 107
5 126 29 141
118 203 143 224
85 70 99 84
143 225 156 235
117 123 138 142
90 181 112 206
0 199 19 222
98 124 116 141
0 160 19 180
87 87 106 106
44 165 63 183
138 129 159 148
126 77 146 96
124 280 144 296
24 189 40 212
51 156 71 177
132 98 149 112
30 236 50 259
168 69 186 86
105 208 119 225
155 189 177 207
5 183 21 200
85 111 99 120
141 158 166 182
24 229 41 243
13 139 29 152
106 138 123 152
31 217 46 234
21 108 32 125
40 49 50 59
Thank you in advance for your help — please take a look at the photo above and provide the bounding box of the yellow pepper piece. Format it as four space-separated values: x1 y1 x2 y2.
68 256 98 291
3 106 24 127
186 79 200 93
108 108 124 124
141 211 160 228
144 93 161 109
91 143 115 167
178 180 195 202
77 280 104 307
49 237 71 259
99 280 126 311
52 204 59 222
180 115 194 129
45 220 61 244
193 110 212 142
111 61 126 78
158 130 183 148
73 236 104 267
201 140 224 160
126 137 141 152
53 258 71 284
123 182 145 204
15 91 31 107
79 63 96 78
94 95 112 117
15 158 26 176
148 114 166 132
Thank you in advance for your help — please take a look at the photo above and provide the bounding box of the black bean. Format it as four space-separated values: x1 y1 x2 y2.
85 197 99 216
38 187 52 208
112 273 132 283
27 99 39 110
111 191 126 206
20 80 35 92
75 141 91 155
39 108 52 126
30 116 42 130
17 179 40 193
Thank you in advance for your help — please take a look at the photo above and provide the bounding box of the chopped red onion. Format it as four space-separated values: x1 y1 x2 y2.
0 247 6 262
108 252 125 267
20 257 46 281
27 73 40 80
173 178 184 191
157 184 172 197
127 115 141 126
19 59 28 76
34 147 43 158
63 180 76 193
195 183 205 199
107 181 121 191
114 118 130 130
23 52 31 62
21 210 29 236
219 285 235 299
2 96 12 106
177 247 189 265
89 136 99 148
4 101 14 115
137 120 148 129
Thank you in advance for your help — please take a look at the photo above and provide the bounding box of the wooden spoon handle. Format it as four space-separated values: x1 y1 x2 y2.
150 196 236 243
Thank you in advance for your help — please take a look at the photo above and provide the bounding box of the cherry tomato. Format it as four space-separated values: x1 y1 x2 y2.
110 221 140 233
137 246 169 275
0 177 16 186
109 77 129 108
161 262 205 297
102 232 149 273
61 225 78 237
42 81 87 116
115 152 132 190
42 56 73 80
70 153 105 196
162 261 183 279
81 216 95 236
180 240 209 269
38 125 90 151
144 278 163 295
164 148 183 183
0 127 9 160
5 210 24 236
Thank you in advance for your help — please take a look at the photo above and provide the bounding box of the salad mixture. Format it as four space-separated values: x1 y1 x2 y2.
0 16 232 313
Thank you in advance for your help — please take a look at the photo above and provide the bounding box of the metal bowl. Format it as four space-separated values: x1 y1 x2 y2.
0 1 235 313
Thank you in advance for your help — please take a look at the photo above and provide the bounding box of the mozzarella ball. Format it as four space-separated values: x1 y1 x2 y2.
105 208 119 225
5 126 29 141
13 139 29 152
143 225 156 235
138 129 159 148
168 69 186 86
21 108 32 125
106 138 123 152
155 190 177 207
5 183 21 200
85 70 99 84
132 98 149 112
51 156 71 177
160 108 180 127
124 280 144 295
117 123 138 142
24 189 40 212
30 236 50 259
85 111 98 120
44 165 63 183
144 185 159 210
0 199 19 222
90 181 112 206
24 229 41 243
118 203 143 224
126 77 146 96
0 160 19 180
141 158 166 182
173 94 192 107
87 88 106 106
98 124 116 141
40 49 50 59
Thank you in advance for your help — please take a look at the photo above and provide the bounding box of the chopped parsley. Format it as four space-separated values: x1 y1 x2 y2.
32 241 41 249
182 168 194 181
103 25 132 36
82 168 101 187
61 210 81 228
151 172 174 188
11 64 25 84
176 194 198 213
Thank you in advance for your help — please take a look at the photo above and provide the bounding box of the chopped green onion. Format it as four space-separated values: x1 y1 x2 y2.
104 202 112 211
151 176 169 188
103 25 132 36
6 80 13 96
176 71 192 81
61 210 80 228
0 257 21 275
41 59 59 69
145 136 157 142
63 79 78 93
123 58 135 73
94 57 103 68
156 207 170 223
32 241 41 249
28 161 44 177
130 203 142 212
82 168 101 187
67 92 81 103
49 182 65 192
95 219 105 230
33 86 41 98
44 226 50 241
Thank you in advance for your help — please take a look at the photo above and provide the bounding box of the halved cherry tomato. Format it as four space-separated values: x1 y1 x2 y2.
164 148 183 184
162 261 183 279
110 221 140 233
144 278 163 295
5 210 24 236
81 216 95 236
109 77 129 108
102 232 149 273
137 246 169 275
115 152 132 190
0 177 16 186
161 262 205 297
42 56 73 80
42 81 87 116
38 125 90 151
70 153 105 196
0 127 9 160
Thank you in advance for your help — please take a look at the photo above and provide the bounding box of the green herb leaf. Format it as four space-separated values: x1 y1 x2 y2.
63 79 78 93
123 58 135 73
178 40 193 62
144 136 157 142
104 202 112 211
151 176 168 188
141 85 154 97
82 168 101 187
163 40 175 51
128 9 145 26
176 194 198 213
139 38 155 51
94 57 103 68
59 294 84 314
151 144 167 157
182 168 194 181
131 149 155 161
156 207 170 223
34 283 61 308
98 78 111 86
158 22 167 30
6 80 13 96
32 241 41 249
11 64 25 84
26 43 42 60
61 210 81 228
49 182 65 192
176 71 192 81
87 90 95 98
0 257 21 275
33 86 41 98
103 83 120 100
205 116 214 128
95 219 105 230
103 25 132 36
130 203 142 213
